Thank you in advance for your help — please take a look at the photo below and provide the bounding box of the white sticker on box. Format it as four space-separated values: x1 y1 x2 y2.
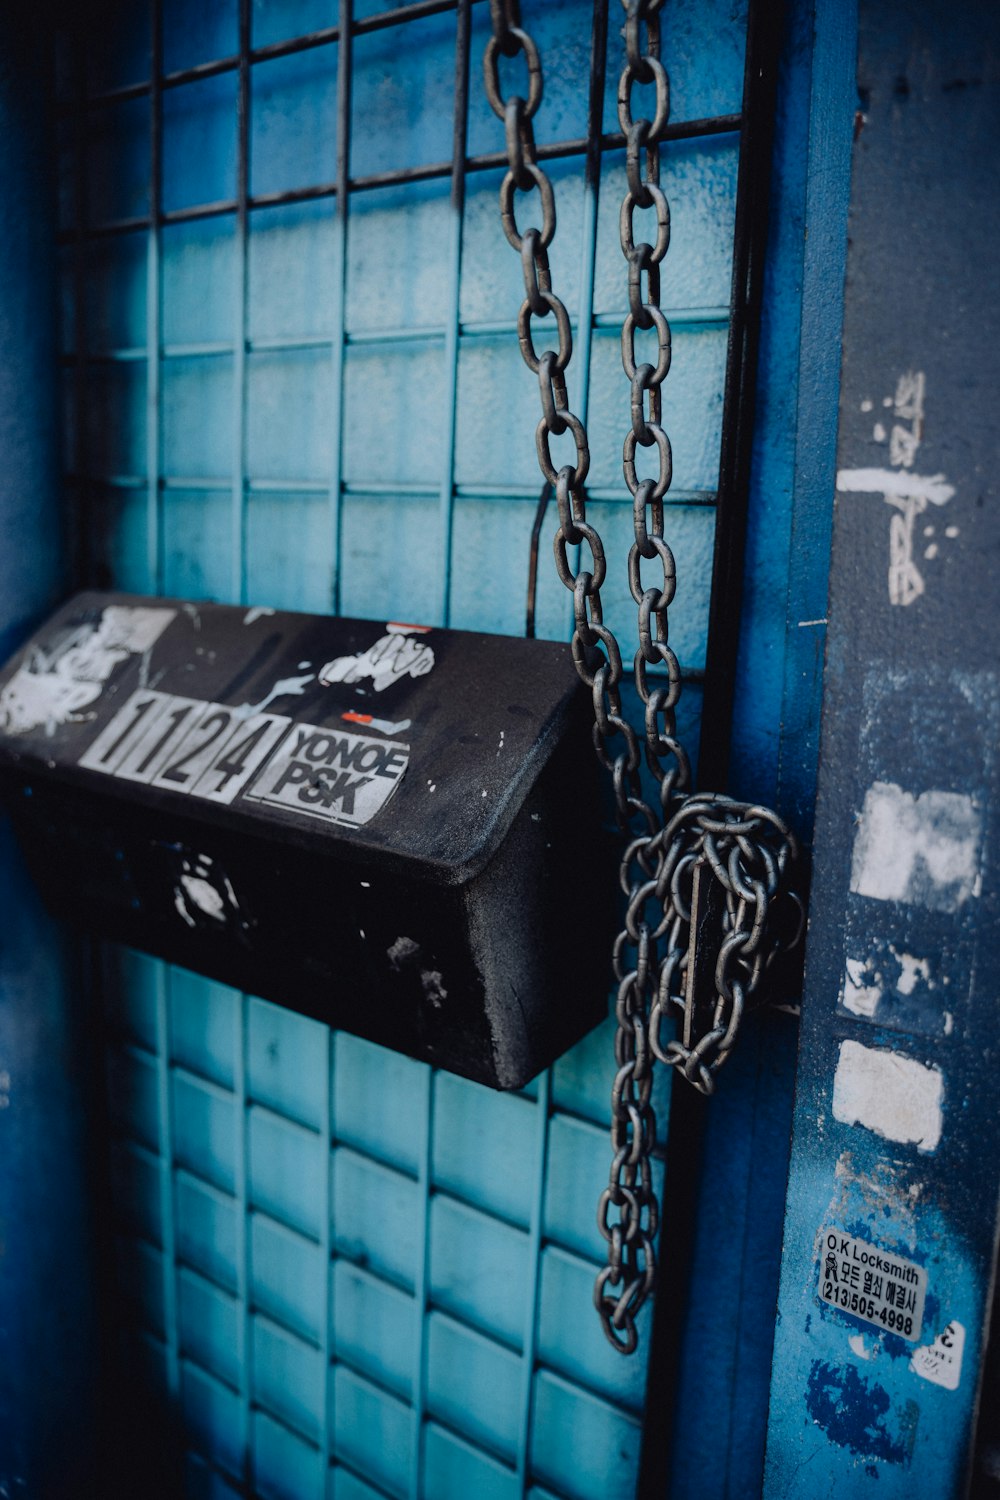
79 690 175 774
249 719 408 826
818 1229 927 1342
114 696 206 783
188 712 292 804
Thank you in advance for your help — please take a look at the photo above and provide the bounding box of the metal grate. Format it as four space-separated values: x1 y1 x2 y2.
55 2 759 1494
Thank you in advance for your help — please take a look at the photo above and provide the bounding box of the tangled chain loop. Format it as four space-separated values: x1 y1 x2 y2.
485 0 802 1356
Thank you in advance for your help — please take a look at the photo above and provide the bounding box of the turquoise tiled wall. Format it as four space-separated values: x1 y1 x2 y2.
58 1 751 1493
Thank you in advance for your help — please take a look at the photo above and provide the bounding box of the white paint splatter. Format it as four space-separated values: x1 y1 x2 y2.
945 525 960 539
319 629 434 694
873 422 887 442
842 957 882 1017
243 606 276 626
890 949 931 997
241 672 314 716
832 1039 943 1151
836 468 956 505
910 1320 965 1390
0 606 175 735
924 543 939 560
387 935 420 969
861 399 874 413
943 1011 954 1035
851 781 982 912
173 854 241 930
849 1333 874 1361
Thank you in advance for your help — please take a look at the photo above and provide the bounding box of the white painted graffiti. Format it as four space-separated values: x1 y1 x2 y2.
319 622 434 694
838 372 958 606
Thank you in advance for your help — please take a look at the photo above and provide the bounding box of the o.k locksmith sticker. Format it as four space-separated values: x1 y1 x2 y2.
818 1229 927 1342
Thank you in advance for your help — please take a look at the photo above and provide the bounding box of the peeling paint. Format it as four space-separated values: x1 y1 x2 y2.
805 1361 917 1464
850 780 982 912
833 1040 943 1151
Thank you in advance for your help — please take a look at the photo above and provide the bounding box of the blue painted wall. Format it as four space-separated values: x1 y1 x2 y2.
0 16 99 1498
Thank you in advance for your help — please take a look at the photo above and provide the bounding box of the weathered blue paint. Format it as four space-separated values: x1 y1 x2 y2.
765 1 1000 1494
0 16 99 1497
667 1 855 1493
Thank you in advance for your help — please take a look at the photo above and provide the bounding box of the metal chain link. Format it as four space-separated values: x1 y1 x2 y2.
484 0 802 1356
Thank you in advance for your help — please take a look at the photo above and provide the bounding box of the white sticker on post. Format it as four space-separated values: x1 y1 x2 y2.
818 1229 927 1342
910 1320 965 1390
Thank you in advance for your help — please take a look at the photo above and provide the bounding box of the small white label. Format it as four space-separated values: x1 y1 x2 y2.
818 1229 927 1342
249 719 408 827
910 1319 965 1390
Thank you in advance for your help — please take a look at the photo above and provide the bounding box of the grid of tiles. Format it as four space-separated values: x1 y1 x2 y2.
57 1 750 1494
104 949 663 1498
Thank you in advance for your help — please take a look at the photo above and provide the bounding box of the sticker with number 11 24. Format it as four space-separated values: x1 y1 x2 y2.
78 689 291 805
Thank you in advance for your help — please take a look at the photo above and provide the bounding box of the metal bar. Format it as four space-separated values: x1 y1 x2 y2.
146 0 163 592
235 993 253 1484
155 967 181 1400
70 14 90 590
514 1070 552 1493
61 305 731 365
328 0 352 615
231 0 251 607
436 0 470 627
409 1069 435 1500
638 3 785 1494
57 116 742 244
697 0 785 792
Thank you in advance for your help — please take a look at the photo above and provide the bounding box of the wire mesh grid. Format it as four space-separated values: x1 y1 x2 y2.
55 1 751 1495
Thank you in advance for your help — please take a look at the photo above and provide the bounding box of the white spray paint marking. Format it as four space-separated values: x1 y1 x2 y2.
319 628 434 694
842 957 882 1017
851 781 982 912
910 1320 965 1390
832 1039 943 1151
0 606 175 735
849 1333 874 1361
943 1011 954 1035
243 606 276 626
836 372 961 606
798 617 827 627
945 525 960 539
836 469 956 505
860 399 874 413
241 672 314 716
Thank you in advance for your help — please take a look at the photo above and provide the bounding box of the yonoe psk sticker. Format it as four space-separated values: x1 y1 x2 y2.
246 719 409 827
818 1228 926 1341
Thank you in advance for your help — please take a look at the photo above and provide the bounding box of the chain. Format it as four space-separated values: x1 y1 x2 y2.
484 0 802 1355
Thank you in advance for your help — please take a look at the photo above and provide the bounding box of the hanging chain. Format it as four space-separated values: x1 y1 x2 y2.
484 0 803 1355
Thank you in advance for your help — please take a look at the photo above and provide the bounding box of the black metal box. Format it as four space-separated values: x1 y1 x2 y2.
0 592 613 1087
